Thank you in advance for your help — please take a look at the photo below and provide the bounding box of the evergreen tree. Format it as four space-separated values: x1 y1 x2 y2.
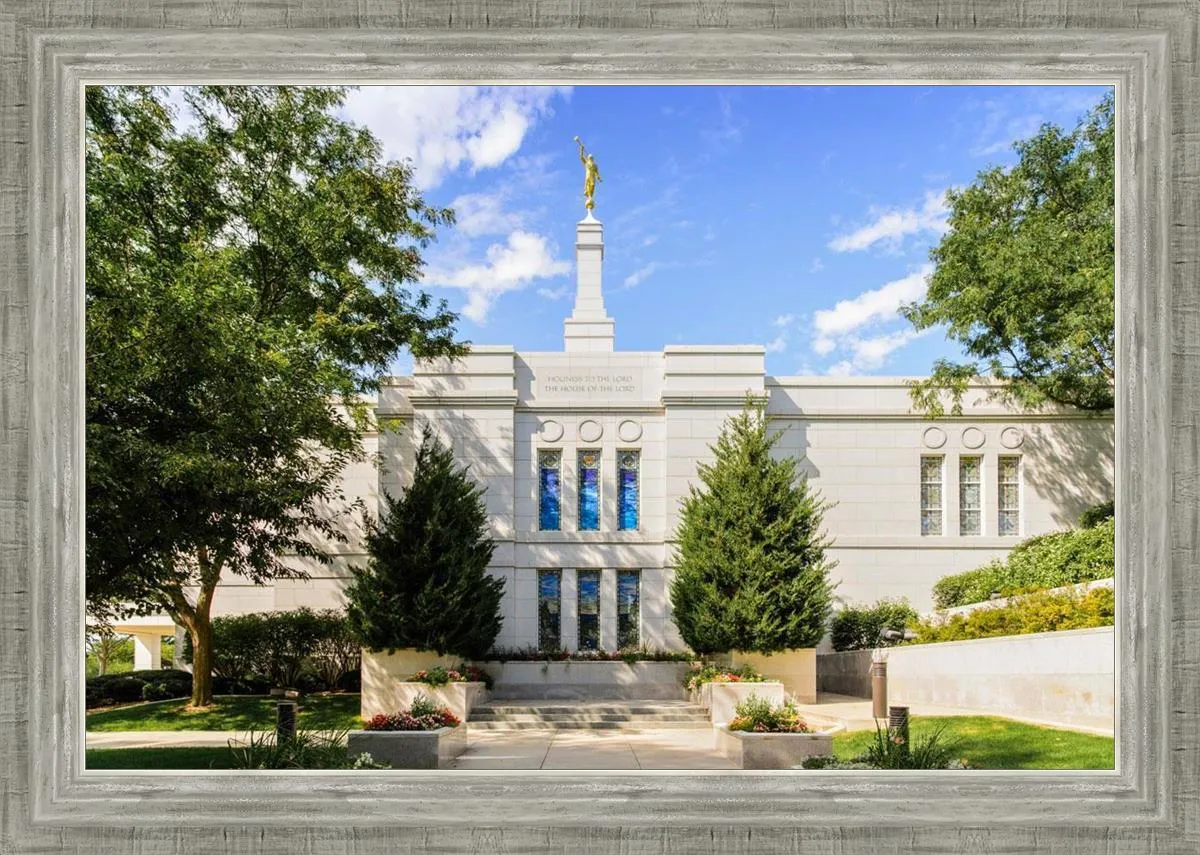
669 399 837 655
346 425 504 658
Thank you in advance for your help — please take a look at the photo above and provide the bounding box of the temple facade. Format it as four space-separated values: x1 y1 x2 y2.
116 210 1115 665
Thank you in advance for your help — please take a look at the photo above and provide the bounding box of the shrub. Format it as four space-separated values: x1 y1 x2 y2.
799 756 878 770
410 666 460 687
85 668 193 708
363 694 460 731
227 729 390 770
931 519 1115 608
910 586 1114 644
829 599 918 651
307 609 362 691
1079 500 1115 529
184 608 356 690
857 720 965 770
683 663 766 694
670 399 836 654
727 694 809 733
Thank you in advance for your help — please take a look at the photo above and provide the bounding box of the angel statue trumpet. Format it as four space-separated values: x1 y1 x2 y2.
574 136 602 211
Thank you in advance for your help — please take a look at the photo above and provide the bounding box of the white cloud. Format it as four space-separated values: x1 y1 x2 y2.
537 285 569 301
809 257 825 273
422 231 570 324
448 192 524 237
828 191 949 253
765 334 788 354
642 235 659 248
773 314 795 328
623 262 662 289
813 265 932 350
826 360 857 377
341 85 570 189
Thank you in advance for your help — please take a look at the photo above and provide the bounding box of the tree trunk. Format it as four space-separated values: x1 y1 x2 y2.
188 618 214 708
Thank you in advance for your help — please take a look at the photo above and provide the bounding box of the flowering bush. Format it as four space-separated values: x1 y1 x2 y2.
408 663 494 689
363 694 461 731
483 646 693 663
727 694 810 734
682 663 767 694
409 665 461 687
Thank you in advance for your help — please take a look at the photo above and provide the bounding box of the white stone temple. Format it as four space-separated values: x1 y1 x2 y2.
114 207 1115 668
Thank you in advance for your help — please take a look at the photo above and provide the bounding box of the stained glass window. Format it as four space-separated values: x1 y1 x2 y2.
537 570 561 651
920 456 944 536
578 450 600 531
998 456 1021 536
617 570 641 649
538 450 561 531
959 456 982 536
618 451 640 531
577 570 600 651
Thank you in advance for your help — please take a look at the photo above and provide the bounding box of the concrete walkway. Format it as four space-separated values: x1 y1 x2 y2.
87 727 737 769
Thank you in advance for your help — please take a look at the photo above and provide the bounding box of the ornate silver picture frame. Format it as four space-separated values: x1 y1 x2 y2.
1 2 1193 852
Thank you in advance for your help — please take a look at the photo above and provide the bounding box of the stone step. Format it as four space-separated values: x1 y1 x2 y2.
467 719 712 731
469 712 709 723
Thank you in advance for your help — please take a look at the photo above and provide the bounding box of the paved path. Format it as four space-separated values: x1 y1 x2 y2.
87 727 737 769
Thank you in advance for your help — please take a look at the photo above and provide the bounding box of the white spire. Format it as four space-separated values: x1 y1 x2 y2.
564 213 615 352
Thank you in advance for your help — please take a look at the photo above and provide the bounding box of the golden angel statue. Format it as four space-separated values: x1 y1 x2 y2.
574 136 602 211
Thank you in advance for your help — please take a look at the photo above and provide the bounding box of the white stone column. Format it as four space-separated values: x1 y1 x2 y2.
564 213 615 352
600 568 618 651
561 568 579 652
132 632 161 671
173 625 189 671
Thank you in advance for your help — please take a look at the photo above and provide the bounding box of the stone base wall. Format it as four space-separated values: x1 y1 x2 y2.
716 725 834 769
482 660 691 700
361 681 488 721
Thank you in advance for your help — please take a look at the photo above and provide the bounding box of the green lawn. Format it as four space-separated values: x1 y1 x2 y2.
86 747 235 770
86 693 362 733
832 716 1115 770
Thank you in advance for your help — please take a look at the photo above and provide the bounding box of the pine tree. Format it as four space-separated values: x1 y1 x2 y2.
345 425 504 658
669 398 837 655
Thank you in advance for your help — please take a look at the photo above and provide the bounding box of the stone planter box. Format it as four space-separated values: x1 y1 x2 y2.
481 660 691 700
730 648 818 703
360 649 485 719
691 681 785 726
346 726 467 769
716 724 835 769
361 681 488 722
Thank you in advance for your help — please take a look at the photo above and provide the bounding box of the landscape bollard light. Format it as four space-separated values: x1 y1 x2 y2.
871 660 888 720
276 700 297 744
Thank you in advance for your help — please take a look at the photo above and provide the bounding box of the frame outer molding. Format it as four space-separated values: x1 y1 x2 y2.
0 2 1194 854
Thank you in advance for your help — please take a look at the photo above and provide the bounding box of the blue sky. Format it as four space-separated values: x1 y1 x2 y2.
328 85 1106 376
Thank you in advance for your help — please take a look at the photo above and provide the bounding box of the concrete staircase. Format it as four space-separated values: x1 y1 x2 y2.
468 700 711 731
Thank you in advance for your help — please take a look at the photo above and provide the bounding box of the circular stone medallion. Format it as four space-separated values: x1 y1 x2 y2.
961 427 986 449
617 419 643 443
921 426 947 449
538 419 564 443
578 419 604 443
1000 426 1025 449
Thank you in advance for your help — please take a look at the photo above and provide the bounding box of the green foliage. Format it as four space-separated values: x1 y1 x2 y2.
856 720 966 770
931 518 1115 608
904 94 1114 416
85 631 135 677
911 586 1114 644
829 599 918 652
182 608 359 690
727 694 809 733
483 646 693 663
669 398 837 654
84 85 466 705
682 663 766 693
86 669 194 708
346 426 504 659
1079 500 1115 529
228 729 388 770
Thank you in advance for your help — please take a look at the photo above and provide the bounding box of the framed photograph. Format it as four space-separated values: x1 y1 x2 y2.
0 2 1193 853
